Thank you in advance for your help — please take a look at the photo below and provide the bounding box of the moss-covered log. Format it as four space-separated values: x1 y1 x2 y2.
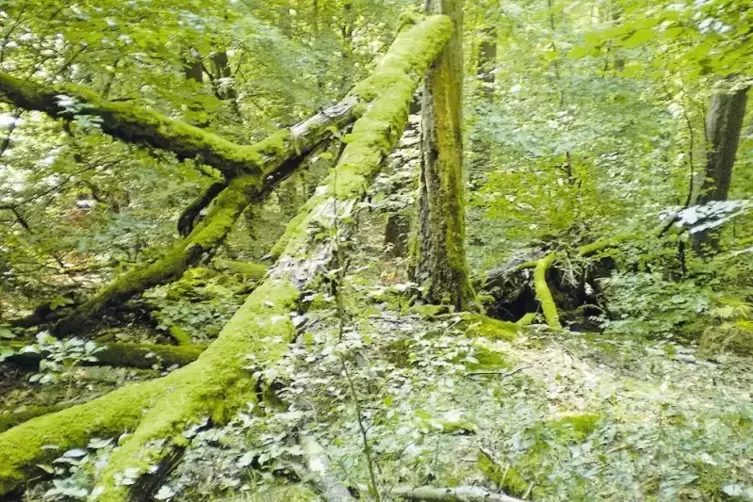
1 341 204 370
0 15 453 499
53 175 270 336
0 404 73 434
0 378 165 496
0 73 358 179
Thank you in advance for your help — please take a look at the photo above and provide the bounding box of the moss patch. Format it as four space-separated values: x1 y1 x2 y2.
460 313 519 341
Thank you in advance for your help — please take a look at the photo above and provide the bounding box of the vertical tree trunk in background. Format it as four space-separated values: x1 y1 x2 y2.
414 0 475 310
469 24 497 185
183 57 203 83
477 26 497 96
692 85 749 253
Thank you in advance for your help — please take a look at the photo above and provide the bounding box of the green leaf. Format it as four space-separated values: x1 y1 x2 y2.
620 28 654 49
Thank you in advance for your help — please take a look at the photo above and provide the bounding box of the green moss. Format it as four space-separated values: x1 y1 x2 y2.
55 177 258 336
547 413 601 443
273 17 452 259
534 253 562 330
213 259 268 280
516 313 536 326
577 232 636 257
461 313 519 341
0 378 164 496
0 404 71 434
167 325 192 346
477 450 529 498
465 343 510 371
94 279 300 500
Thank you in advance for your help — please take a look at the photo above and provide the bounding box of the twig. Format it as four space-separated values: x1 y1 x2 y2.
340 357 381 501
300 435 355 502
466 366 530 378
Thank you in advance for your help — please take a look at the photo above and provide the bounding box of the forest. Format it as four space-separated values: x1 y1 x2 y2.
0 0 751 500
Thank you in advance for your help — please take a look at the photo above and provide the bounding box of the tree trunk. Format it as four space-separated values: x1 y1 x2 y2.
477 26 497 96
414 0 475 310
692 85 749 253
0 16 454 498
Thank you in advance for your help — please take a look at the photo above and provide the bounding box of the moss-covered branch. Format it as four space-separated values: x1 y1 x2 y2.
52 14 454 337
0 73 357 178
534 253 562 330
177 180 228 237
0 15 453 500
53 175 265 336
2 341 204 370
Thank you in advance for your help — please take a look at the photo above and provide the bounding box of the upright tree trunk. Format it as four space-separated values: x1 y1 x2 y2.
414 0 475 310
477 26 497 95
692 85 749 253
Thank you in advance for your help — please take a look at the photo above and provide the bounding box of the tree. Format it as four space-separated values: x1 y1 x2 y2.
692 84 749 253
413 0 475 310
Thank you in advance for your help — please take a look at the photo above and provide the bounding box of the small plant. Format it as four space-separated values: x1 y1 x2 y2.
22 332 102 395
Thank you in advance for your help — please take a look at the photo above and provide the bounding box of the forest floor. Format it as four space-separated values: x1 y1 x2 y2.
11 210 753 501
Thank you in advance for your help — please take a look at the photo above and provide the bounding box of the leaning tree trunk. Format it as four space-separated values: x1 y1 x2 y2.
692 85 749 253
0 15 453 499
413 0 475 310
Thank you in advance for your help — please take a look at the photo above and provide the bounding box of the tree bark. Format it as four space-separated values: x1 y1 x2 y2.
0 16 454 498
414 0 475 310
692 85 749 253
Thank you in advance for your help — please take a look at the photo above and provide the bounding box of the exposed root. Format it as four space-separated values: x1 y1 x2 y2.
534 253 562 330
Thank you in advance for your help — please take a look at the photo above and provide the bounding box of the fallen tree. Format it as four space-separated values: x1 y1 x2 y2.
0 14 453 499
1 341 203 370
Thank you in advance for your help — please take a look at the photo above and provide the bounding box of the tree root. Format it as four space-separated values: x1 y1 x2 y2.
533 253 562 330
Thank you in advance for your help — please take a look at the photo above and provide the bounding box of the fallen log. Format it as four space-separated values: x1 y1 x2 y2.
49 12 456 337
390 485 525 502
0 14 453 499
177 179 228 237
53 174 277 336
1 341 204 370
